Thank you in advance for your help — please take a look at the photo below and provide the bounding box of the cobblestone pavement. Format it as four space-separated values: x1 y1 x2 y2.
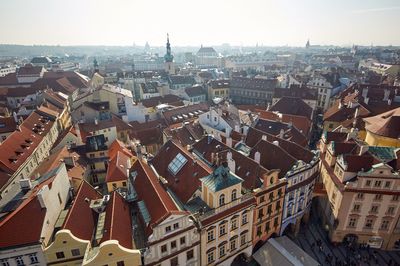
289 211 400 266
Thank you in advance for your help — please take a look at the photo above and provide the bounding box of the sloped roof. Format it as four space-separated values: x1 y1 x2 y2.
0 117 17 134
185 85 206 97
151 140 211 203
363 107 400 138
141 94 183 108
132 159 180 236
106 151 130 183
100 192 133 249
270 97 313 120
63 181 102 240
201 164 243 192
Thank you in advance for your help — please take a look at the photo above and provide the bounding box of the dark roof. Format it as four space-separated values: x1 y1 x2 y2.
208 79 230 89
273 85 317 101
141 94 183 108
17 64 44 76
185 85 206 97
197 47 217 55
31 57 52 64
84 101 110 111
162 103 209 125
0 117 17 134
231 77 277 91
168 75 196 85
270 97 313 120
254 119 308 147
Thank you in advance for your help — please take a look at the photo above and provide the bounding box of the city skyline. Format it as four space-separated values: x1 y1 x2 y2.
0 0 400 47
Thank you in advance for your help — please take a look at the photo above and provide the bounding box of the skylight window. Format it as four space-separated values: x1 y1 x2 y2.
168 153 188 175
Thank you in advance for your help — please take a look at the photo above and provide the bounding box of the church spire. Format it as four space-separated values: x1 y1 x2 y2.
164 33 173 63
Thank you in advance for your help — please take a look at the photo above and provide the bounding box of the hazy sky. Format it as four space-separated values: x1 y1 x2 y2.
0 0 399 46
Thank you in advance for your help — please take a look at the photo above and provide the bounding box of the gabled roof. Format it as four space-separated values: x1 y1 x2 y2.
193 137 269 190
273 85 317 101
17 64 44 76
106 151 130 183
0 175 56 248
246 127 314 163
151 140 212 203
100 192 133 249
132 159 180 236
168 75 196 85
270 97 313 120
254 118 308 147
231 77 277 91
32 76 78 95
163 122 205 147
63 181 102 240
249 139 297 179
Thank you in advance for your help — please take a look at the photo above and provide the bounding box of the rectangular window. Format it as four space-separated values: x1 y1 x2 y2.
260 196 265 203
207 230 214 242
29 254 39 264
231 219 237 230
170 257 178 266
353 204 361 212
219 224 226 236
242 213 248 225
365 219 373 229
56 252 65 259
240 234 246 246
187 250 194 260
161 244 167 253
370 205 379 213
265 221 271 232
374 180 382 187
230 239 237 251
165 226 171 233
348 218 357 227
207 251 214 263
258 209 264 219
171 240 177 250
385 181 391 188
173 223 179 229
15 257 24 266
274 217 279 227
375 194 383 201
392 195 399 201
356 193 364 200
71 249 80 256
117 262 125 266
180 236 185 245
365 180 371 187
381 220 390 230
219 245 225 258
387 206 395 215
57 192 62 204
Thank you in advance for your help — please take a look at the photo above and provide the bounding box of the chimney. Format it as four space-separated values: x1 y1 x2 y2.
13 111 18 123
354 107 359 118
262 135 267 141
226 137 232 148
279 129 284 139
207 135 212 144
388 99 392 105
254 151 261 163
383 89 390 101
127 158 132 169
273 140 279 146
364 97 369 105
94 118 98 125
227 151 236 173
19 178 32 191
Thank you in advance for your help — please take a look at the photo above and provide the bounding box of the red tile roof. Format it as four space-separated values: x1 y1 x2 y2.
106 151 130 183
0 176 56 248
100 192 133 249
0 117 17 134
132 159 181 236
63 181 102 240
151 141 212 202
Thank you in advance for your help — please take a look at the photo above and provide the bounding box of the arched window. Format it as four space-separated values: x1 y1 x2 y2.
231 189 237 201
219 194 225 206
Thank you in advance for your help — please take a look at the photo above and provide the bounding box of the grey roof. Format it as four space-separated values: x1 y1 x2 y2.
200 164 243 192
253 236 320 266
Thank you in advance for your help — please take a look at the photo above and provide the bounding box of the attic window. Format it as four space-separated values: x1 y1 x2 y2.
168 153 188 176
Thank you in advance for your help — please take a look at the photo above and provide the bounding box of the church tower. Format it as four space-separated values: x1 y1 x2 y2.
164 33 175 75
305 39 310 49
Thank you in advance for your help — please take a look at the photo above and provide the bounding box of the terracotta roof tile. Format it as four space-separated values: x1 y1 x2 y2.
63 181 102 240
